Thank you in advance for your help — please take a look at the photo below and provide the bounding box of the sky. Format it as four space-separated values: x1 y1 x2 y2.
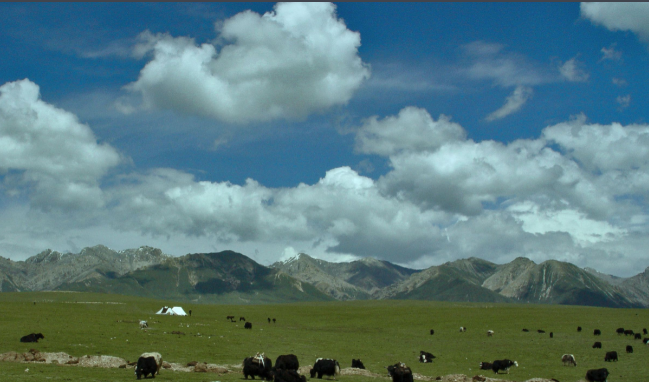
1 2 649 277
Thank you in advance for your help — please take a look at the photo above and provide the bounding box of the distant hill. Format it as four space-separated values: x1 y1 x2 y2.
481 258 636 308
0 245 168 292
270 253 417 300
0 246 330 304
0 245 647 307
273 255 645 308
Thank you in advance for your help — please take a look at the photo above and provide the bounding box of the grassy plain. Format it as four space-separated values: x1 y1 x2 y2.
0 292 647 381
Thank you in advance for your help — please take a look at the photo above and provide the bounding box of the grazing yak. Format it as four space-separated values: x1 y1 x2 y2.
586 368 609 382
616 327 625 335
20 333 44 343
643 338 649 344
624 329 634 336
387 362 413 382
604 351 618 362
459 326 466 332
593 341 602 348
537 329 546 333
522 328 529 332
275 354 299 371
310 358 340 379
487 330 494 337
594 329 601 336
549 332 553 338
274 369 307 382
429 329 434 335
240 317 246 321
135 357 157 379
139 320 148 329
626 345 633 353
578 326 582 332
351 359 365 369
491 359 518 374
635 333 642 340
418 351 435 363
561 354 576 366
644 328 648 335
245 322 253 330
243 353 273 380
479 362 492 370
135 352 162 380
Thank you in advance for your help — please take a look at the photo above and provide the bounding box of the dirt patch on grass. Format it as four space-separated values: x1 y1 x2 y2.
76 355 128 368
164 361 236 373
0 351 564 381
340 367 386 378
0 350 237 374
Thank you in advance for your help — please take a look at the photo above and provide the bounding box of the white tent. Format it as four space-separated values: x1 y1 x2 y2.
155 306 188 316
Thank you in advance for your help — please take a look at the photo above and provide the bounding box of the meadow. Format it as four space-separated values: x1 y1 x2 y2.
0 291 647 381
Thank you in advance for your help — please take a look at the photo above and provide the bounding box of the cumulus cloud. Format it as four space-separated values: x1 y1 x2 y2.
559 57 589 82
345 107 649 274
355 106 466 156
107 166 453 263
124 2 370 124
0 79 122 211
542 114 649 173
377 137 593 216
612 77 627 87
485 86 533 121
360 108 649 228
6 85 649 275
507 201 626 245
581 2 649 42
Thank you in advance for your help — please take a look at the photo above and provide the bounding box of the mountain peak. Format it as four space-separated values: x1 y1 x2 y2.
279 252 314 265
511 256 535 265
25 249 63 264
358 257 383 266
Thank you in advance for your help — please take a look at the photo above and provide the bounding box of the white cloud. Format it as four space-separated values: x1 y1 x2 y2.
485 86 533 121
362 62 457 93
601 44 622 61
542 114 649 173
278 246 299 262
508 201 626 245
462 41 552 87
124 2 370 124
616 94 631 109
5 87 649 276
355 106 466 156
106 166 453 263
0 79 122 211
581 2 649 42
377 137 589 216
612 77 627 87
559 57 589 82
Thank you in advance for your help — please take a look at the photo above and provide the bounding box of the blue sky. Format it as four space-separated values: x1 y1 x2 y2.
1 2 649 276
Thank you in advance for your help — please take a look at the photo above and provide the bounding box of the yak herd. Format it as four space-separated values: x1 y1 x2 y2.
19 320 646 382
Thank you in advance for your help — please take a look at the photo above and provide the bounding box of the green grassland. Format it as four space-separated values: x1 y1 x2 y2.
1 292 647 381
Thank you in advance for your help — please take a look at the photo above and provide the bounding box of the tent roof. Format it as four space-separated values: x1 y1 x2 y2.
155 306 187 316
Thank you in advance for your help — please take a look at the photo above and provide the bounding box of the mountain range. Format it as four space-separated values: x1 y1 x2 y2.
0 245 647 308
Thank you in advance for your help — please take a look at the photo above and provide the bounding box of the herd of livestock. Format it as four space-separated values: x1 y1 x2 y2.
18 319 646 382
